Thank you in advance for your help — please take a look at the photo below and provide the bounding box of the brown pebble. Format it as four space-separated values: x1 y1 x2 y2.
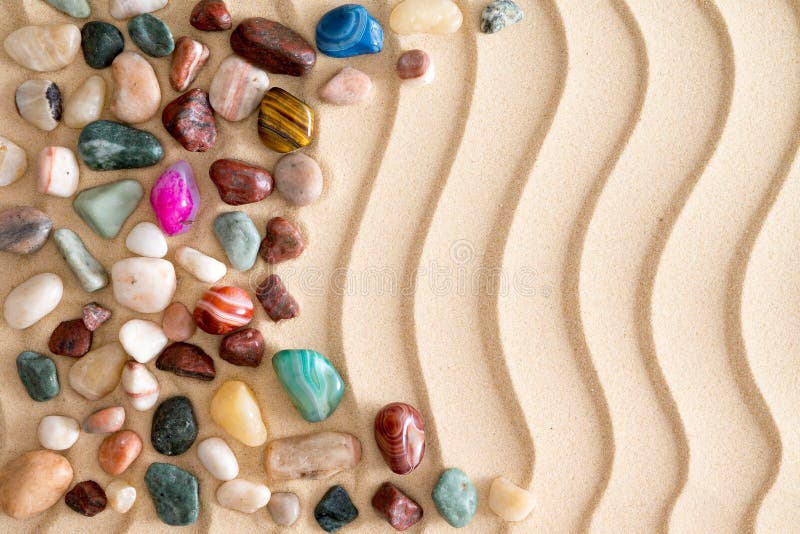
191 0 232 31
259 216 304 264
82 302 111 331
162 302 196 341
170 36 210 92
162 88 218 152
0 206 52 255
83 406 125 434
273 152 323 207
98 430 142 476
0 450 73 519
65 480 106 517
209 159 274 206
372 482 423 531
220 328 265 367
319 66 373 105
256 274 299 322
397 49 431 80
48 319 92 357
156 342 216 381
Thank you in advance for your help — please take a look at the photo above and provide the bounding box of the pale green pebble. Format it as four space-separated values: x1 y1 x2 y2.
433 468 478 528
53 228 108 292
213 211 260 271
44 0 90 18
73 179 144 239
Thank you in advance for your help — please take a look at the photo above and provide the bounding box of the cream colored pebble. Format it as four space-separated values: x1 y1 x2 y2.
216 479 271 513
37 415 80 451
197 437 239 481
488 477 535 522
106 479 136 513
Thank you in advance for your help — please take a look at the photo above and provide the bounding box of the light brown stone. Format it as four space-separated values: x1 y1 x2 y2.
0 450 73 519
162 302 196 341
264 431 361 481
110 52 161 124
319 67 372 105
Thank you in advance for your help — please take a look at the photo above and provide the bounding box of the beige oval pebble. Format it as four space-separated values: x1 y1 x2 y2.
64 75 106 129
197 437 239 481
209 55 269 122
264 431 362 481
119 319 168 363
0 136 27 186
4 24 81 72
37 415 80 451
3 273 63 330
319 67 372 105
106 479 136 513
112 257 176 313
216 479 271 513
389 0 463 34
0 450 73 519
162 302 196 341
110 52 161 124
268 492 300 526
110 0 167 20
489 476 535 522
68 343 127 401
273 153 323 207
175 245 226 284
37 146 79 198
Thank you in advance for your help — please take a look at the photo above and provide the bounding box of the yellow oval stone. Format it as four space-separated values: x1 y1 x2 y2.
257 88 314 153
488 477 535 522
68 343 127 401
210 381 267 447
389 0 463 35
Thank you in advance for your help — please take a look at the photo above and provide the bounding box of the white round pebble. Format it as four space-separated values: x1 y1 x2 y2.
112 258 176 314
37 415 80 451
119 319 168 363
216 479 270 514
106 479 136 513
197 437 239 481
3 273 63 330
175 245 227 284
125 222 168 258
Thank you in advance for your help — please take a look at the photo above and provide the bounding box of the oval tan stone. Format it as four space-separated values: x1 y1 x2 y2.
64 75 106 129
264 431 361 481
68 343 127 400
3 25 81 72
0 450 73 519
110 52 161 124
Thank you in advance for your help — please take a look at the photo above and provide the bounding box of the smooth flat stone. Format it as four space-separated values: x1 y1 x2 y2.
258 88 315 153
488 476 535 522
98 430 143 475
319 67 373 105
268 492 300 526
111 0 167 19
197 437 238 480
210 380 267 447
315 485 358 533
106 479 136 513
191 0 232 31
4 273 63 330
53 228 108 292
209 55 269 122
81 21 124 69
256 274 299 322
170 36 209 92
316 5 384 58
38 415 79 451
372 482 423 531
64 75 106 129
151 396 198 456
0 137 28 186
432 468 478 528
213 211 260 271
145 463 199 526
111 52 161 124
65 481 106 516
390 0 463 34
122 362 160 410
0 450 73 519
73 179 144 239
175 246 226 283
260 216 304 264
45 0 90 18
83 406 125 434
68 343 127 400
17 351 60 401
397 49 434 86
119 319 168 363
128 13 174 57
38 146 79 198
374 402 425 475
4 25 81 71
162 89 217 152
156 342 216 381
193 286 254 335
16 79 61 131
230 18 316 76
82 302 111 331
125 221 168 258
0 206 51 255
111 257 176 313
216 479 270 514
150 160 200 235
220 328 265 367
273 152 323 206
265 431 361 481
78 120 163 171
272 349 344 422
48 318 92 357
162 302 195 341
481 0 524 34
210 159 273 205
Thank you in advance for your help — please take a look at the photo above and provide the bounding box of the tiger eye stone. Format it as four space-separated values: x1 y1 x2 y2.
257 88 314 153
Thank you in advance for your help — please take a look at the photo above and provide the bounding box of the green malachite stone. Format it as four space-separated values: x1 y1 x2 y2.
213 211 261 271
432 468 478 528
129 13 175 58
73 179 144 239
78 120 164 171
145 463 199 526
272 349 344 422
45 0 90 18
16 351 59 401
53 228 108 292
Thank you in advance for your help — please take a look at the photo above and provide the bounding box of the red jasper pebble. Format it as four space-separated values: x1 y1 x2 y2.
162 89 217 152
156 342 216 381
209 159 273 206
372 482 423 531
49 319 92 357
259 217 304 264
190 0 232 31
220 328 265 367
256 274 299 322
65 480 107 517
230 18 316 77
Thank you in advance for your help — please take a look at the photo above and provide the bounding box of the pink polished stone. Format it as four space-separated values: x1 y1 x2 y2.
150 160 200 236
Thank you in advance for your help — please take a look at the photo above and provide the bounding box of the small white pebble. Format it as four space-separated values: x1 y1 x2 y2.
175 245 227 284
216 479 270 513
106 479 136 513
37 415 80 451
125 221 168 258
119 319 168 363
197 437 239 481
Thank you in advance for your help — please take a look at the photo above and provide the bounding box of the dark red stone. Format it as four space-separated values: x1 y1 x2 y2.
82 302 111 331
156 342 216 381
374 402 426 475
49 319 92 358
256 274 299 322
259 217 304 264
371 482 423 531
65 480 107 517
190 0 232 31
230 18 316 77
220 328 265 367
162 89 217 152
209 159 273 206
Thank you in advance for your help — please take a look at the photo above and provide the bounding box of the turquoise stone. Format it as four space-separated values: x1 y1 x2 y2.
78 120 163 171
16 351 59 402
272 349 344 422
73 179 144 239
53 229 108 292
45 0 90 18
213 211 260 271
316 4 384 58
145 463 199 526
129 14 175 57
432 468 478 528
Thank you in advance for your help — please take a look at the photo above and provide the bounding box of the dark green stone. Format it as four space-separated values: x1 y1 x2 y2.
16 351 59 402
314 485 358 532
81 21 124 68
145 463 199 526
128 14 175 57
432 468 478 528
78 121 163 171
73 179 144 240
151 396 198 456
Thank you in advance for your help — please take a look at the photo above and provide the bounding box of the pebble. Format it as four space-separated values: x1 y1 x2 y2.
488 476 535 521
268 492 300 526
260 217 304 264
48 318 93 357
209 159 273 205
129 13 174 57
0 206 51 255
53 229 109 292
111 52 161 124
397 49 434 86
193 286 254 335
4 25 81 71
274 152 323 206
78 120 164 171
197 437 238 480
119 319 168 363
390 0 464 34
65 480 106 517
265 432 362 481
372 482 423 531
220 328 265 367
68 343 127 400
83 406 125 434
170 36 209 92
162 89 217 152
82 302 112 331
481 0 524 34
99 430 143 475
4 273 63 330
210 380 267 447
319 67 373 105
45 0 91 18
15 79 62 131
374 403 426 477
214 211 260 271
126 222 168 258
38 415 80 450
217 480 272 514
316 5 384 58
151 396 198 456
0 136 27 186
81 22 125 69
273 349 344 422
17 351 60 402
74 179 144 239
315 485 359 533
191 0 232 31
258 88 315 153
209 55 269 122
0 450 73 519
150 160 200 235
162 302 196 341
111 0 167 19
106 479 136 513
121 362 160 411
432 468 478 528
64 75 106 128
230 18 316 76
111 257 176 313
145 463 199 526
175 245 226 283
156 342 216 381
256 274 299 322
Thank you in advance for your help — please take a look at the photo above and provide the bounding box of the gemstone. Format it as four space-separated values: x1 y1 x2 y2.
397 49 434 86
268 492 300 526
82 302 111 331
83 406 125 434
170 36 209 92
193 286 254 335
64 75 106 128
258 88 315 153
39 144 78 188
48 318 93 358
260 217 304 264
162 89 217 152
432 468 478 528
162 302 196 341
213 211 260 271
191 0 232 31
16 79 61 131
106 479 136 513
68 343 127 400
65 481 106 517
144 463 199 526
150 160 200 235
0 450 73 519
156 342 216 381
125 221 167 258
152 396 198 456
53 229 109 292
111 52 161 124
45 0 90 18
230 18 316 76
17 351 60 402
78 121 164 171
265 431 362 481
319 67 373 105
209 55 269 122
316 5 384 58
390 0 463 34
372 482 423 531
128 13 174 57
315 485 358 533
481 0 524 34
209 159 273 205
0 137 27 186
220 328 265 367
37 415 80 451
110 0 167 19
374 402 425 475
121 362 160 411
99 430 143 475
488 476 535 521
4 25 81 71
175 246 226 284
210 380 267 447
273 152 323 206
272 349 344 422
120 319 168 363
74 179 144 238
112 258 176 313
3 273 63 330
197 437 238 481
0 206 51 254
81 22 124 69
256 274 299 322
217 480 270 514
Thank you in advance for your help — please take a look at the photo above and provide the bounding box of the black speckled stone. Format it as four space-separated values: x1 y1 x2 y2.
315 485 359 532
145 463 199 526
16 351 59 401
81 21 124 69
151 396 198 456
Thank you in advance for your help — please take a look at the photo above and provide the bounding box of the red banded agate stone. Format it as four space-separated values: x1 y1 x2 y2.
193 286 254 335
374 402 425 475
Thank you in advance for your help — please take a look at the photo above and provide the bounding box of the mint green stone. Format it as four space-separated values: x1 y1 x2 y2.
53 229 108 292
433 468 478 528
45 0 90 18
213 211 260 271
145 463 199 526
73 179 143 239
272 349 345 422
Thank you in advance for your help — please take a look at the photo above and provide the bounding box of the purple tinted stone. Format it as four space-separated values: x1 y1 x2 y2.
150 160 200 236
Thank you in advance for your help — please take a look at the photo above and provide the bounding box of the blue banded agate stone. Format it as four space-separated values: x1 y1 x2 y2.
272 349 345 422
316 4 384 58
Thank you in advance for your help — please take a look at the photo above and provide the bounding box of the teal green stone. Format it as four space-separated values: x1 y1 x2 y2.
145 463 199 526
129 14 175 57
73 179 144 240
53 229 108 292
432 468 478 528
16 351 59 402
78 120 164 171
272 349 344 422
45 0 90 18
213 211 260 271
